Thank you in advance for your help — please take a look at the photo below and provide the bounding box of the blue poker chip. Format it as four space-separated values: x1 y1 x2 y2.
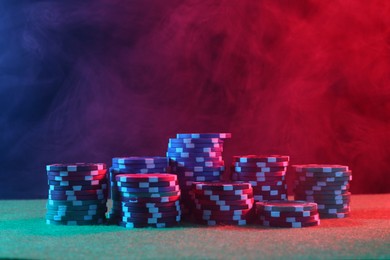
169 138 223 144
46 219 105 225
118 221 178 228
167 147 223 153
167 143 223 149
175 170 222 177
48 179 107 187
111 162 167 169
112 157 167 165
166 151 223 157
115 180 178 188
117 185 180 193
175 133 232 139
172 165 225 172
48 183 108 191
110 168 167 174
46 163 107 172
47 169 107 177
168 156 223 163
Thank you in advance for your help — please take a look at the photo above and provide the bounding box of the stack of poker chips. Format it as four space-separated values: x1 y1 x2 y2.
167 133 231 213
46 163 108 225
108 156 168 222
292 164 352 218
191 181 254 226
256 200 320 228
231 155 289 202
115 173 181 228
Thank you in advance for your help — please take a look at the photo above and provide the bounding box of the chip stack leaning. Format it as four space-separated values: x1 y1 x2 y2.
108 157 168 223
231 155 289 202
292 164 352 218
256 200 320 228
191 181 254 226
167 133 231 214
116 174 181 228
46 163 108 225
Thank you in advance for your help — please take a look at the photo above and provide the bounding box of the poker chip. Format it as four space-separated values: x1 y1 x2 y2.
112 157 168 165
292 164 352 218
195 219 247 226
167 133 231 216
115 173 181 228
45 163 108 225
256 200 320 228
231 155 289 202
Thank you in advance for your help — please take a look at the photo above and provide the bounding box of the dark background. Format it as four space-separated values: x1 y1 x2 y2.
1 0 389 199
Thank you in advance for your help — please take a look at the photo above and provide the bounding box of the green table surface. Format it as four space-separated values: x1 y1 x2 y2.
0 194 389 260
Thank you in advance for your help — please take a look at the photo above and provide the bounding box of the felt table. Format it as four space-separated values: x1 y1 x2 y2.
0 194 389 259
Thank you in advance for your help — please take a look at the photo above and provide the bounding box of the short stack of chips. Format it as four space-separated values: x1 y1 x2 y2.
191 181 254 226
231 155 289 202
46 163 108 225
292 164 352 218
256 200 320 228
116 174 181 228
167 133 231 214
108 157 168 222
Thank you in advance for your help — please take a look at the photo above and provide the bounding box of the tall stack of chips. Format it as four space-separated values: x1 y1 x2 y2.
292 164 352 218
108 157 168 223
167 133 231 214
231 155 289 202
256 200 320 228
116 174 181 228
46 163 108 225
191 181 254 226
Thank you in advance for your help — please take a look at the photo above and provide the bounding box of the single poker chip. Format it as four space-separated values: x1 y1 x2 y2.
317 203 349 209
48 179 107 187
121 215 181 223
252 190 287 198
246 180 285 187
296 171 352 178
48 189 107 196
121 200 180 208
252 184 287 192
192 188 253 196
122 205 180 214
167 152 223 159
174 166 225 173
121 195 180 204
294 180 350 188
317 207 350 214
195 219 247 226
256 200 318 212
168 142 223 149
118 221 178 228
169 138 223 144
48 184 108 191
259 219 320 228
116 180 178 188
259 214 320 222
195 203 252 211
46 204 105 211
297 175 352 182
115 173 177 183
170 161 224 168
48 194 106 201
193 213 251 222
253 194 287 201
192 208 253 216
234 166 287 173
111 163 167 170
292 164 349 173
176 170 221 178
192 182 252 191
320 212 350 218
294 192 351 200
118 185 180 193
46 211 106 219
294 189 350 196
122 209 180 218
234 175 286 181
47 169 107 177
169 156 223 163
294 184 350 192
120 190 181 198
175 133 232 139
194 198 254 206
46 163 107 172
192 193 253 201
296 197 351 205
47 174 106 182
233 161 289 167
110 168 168 174
233 155 290 163
233 171 287 178
47 199 106 206
46 219 104 225
167 147 224 153
46 213 105 221
112 157 167 165
257 209 318 218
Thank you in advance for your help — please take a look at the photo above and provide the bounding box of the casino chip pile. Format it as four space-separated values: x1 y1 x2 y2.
108 157 168 223
46 163 108 225
256 200 320 228
115 174 181 228
191 181 254 226
292 164 352 218
231 155 289 202
167 133 231 214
